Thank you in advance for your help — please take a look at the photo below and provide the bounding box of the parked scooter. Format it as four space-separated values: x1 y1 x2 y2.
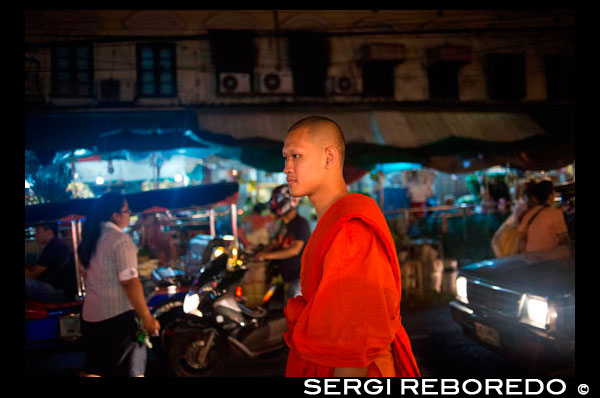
147 235 234 359
166 245 287 377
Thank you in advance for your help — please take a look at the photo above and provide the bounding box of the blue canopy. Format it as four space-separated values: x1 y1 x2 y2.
25 182 238 225
25 108 201 152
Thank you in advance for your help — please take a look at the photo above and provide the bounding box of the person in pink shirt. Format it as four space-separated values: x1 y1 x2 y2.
517 180 570 253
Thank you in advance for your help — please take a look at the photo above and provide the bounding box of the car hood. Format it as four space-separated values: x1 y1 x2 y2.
459 245 574 299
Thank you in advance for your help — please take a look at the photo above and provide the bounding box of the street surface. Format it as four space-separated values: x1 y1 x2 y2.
24 304 553 378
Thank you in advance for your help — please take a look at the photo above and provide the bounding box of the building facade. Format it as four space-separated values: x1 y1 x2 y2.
25 10 575 109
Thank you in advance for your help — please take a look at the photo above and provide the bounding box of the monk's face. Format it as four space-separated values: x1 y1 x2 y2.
282 128 327 197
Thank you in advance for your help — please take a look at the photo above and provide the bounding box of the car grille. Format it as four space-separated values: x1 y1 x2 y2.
467 280 522 317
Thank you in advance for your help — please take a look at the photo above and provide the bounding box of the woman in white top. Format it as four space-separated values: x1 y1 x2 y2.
78 192 160 377
518 180 570 253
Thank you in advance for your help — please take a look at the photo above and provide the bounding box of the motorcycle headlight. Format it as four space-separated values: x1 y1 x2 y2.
212 246 225 260
520 294 549 329
183 292 200 314
456 276 468 304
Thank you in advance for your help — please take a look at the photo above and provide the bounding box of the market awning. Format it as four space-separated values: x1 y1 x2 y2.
25 108 201 152
194 106 546 147
191 105 573 173
25 105 574 174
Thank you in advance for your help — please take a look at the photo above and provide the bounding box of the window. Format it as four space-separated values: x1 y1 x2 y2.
136 44 177 97
209 30 257 95
51 44 94 97
25 57 42 100
485 53 526 101
545 55 574 101
362 61 396 98
428 62 461 101
288 31 329 96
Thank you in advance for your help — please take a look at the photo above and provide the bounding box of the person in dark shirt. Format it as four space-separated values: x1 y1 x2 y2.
254 185 311 301
25 222 77 302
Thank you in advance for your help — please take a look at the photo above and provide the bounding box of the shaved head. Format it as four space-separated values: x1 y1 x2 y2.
287 116 345 167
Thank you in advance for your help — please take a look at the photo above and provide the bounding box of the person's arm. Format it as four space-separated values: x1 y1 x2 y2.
120 277 160 336
288 220 403 373
259 240 305 261
116 236 160 335
25 264 46 279
263 238 280 252
333 367 369 377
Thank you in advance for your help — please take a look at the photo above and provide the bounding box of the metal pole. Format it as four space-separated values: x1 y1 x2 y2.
70 150 77 199
77 219 85 296
231 203 239 246
152 153 158 190
71 219 84 299
209 208 216 236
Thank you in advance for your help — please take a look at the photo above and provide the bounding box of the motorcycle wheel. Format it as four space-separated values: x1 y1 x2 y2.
167 326 228 377
150 307 186 360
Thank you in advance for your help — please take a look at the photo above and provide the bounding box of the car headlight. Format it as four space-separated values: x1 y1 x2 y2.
456 276 468 304
520 294 549 329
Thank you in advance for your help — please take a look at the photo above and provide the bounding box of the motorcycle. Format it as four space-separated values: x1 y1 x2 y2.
146 235 234 359
165 244 287 377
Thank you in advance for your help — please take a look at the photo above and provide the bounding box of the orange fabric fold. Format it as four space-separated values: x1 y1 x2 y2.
284 193 420 377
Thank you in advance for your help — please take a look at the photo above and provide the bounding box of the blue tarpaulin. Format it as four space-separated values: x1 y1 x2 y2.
25 108 201 152
25 183 238 224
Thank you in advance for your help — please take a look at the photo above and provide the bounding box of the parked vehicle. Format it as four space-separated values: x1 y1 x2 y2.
24 183 239 350
449 244 574 374
146 233 237 359
165 243 287 377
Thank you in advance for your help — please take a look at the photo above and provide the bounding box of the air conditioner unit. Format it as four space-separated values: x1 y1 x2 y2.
257 71 293 94
98 79 134 102
328 76 360 95
218 72 251 95
99 79 122 102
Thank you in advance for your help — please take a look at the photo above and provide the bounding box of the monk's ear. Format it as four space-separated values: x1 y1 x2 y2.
324 146 338 169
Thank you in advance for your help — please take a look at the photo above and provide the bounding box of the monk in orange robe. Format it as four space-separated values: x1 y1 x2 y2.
282 116 420 377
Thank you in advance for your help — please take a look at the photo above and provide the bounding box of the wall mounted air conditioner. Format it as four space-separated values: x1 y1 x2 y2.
98 79 127 102
218 72 251 95
328 75 360 95
256 70 293 94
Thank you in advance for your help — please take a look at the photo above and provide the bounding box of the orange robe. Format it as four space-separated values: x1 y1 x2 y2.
284 193 420 377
